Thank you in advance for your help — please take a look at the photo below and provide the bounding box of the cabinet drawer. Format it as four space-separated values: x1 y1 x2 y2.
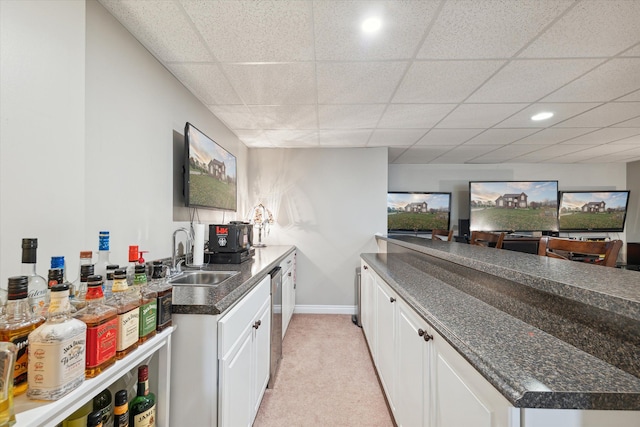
218 276 270 358
280 252 295 274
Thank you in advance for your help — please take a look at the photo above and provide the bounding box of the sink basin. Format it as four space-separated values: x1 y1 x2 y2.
169 270 239 286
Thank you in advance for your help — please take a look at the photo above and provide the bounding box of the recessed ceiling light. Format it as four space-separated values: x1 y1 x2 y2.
531 112 554 121
362 17 382 33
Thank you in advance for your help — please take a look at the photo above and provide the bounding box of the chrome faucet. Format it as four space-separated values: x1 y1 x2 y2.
171 227 192 275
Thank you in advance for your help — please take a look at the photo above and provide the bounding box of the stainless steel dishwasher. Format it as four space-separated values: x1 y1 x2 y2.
269 266 282 387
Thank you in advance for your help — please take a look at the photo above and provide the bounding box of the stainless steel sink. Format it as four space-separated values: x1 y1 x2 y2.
168 270 239 286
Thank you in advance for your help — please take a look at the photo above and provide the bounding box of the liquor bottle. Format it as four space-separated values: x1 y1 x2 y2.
51 256 67 282
72 251 94 301
108 269 139 360
74 275 117 378
114 389 129 427
48 268 64 289
27 283 87 400
126 246 139 286
93 387 113 427
104 265 119 300
95 231 112 283
21 238 48 315
132 265 156 343
72 264 95 311
150 262 172 332
87 409 104 427
0 276 44 396
129 365 156 427
62 400 92 427
0 342 17 426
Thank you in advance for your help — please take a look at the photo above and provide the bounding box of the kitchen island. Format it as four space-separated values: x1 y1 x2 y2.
362 235 640 426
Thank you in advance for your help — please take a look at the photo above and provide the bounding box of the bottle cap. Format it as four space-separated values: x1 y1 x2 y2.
21 238 38 263
114 269 127 278
21 238 38 249
80 251 93 259
51 283 70 293
128 246 139 262
107 264 119 270
115 389 128 407
51 256 65 269
86 410 103 427
138 365 149 382
7 276 28 300
80 264 95 279
87 275 103 286
134 265 146 274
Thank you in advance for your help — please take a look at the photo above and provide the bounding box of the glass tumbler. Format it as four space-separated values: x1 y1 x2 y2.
0 342 17 426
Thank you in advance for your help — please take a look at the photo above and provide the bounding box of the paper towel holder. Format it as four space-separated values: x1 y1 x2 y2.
192 223 206 266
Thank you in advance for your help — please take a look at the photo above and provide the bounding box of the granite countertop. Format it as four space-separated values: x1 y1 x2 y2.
362 237 640 410
171 245 295 315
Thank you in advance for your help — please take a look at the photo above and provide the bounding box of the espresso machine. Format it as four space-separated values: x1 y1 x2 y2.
205 221 255 264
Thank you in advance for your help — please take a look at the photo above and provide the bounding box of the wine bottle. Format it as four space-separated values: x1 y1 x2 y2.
129 365 156 427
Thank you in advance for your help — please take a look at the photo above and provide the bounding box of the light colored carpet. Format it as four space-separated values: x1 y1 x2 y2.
254 314 394 427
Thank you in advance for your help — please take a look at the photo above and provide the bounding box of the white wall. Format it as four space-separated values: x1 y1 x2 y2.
248 148 387 310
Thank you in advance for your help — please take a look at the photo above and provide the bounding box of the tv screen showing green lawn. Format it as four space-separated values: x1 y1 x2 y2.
387 192 451 232
559 191 630 232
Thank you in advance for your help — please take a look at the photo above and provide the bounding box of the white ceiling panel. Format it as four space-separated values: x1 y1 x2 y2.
496 103 601 128
168 64 242 104
622 44 640 56
417 0 573 59
468 144 542 163
392 146 454 164
316 62 407 104
318 130 372 147
617 90 640 102
519 0 640 58
207 105 255 130
393 60 505 103
415 129 484 146
542 59 640 102
513 144 584 163
612 116 640 128
512 128 597 145
313 1 439 61
264 130 319 147
221 63 316 105
249 105 318 130
609 133 640 145
559 128 640 145
233 130 272 147
464 129 539 145
181 0 314 62
554 102 640 128
318 105 385 129
368 129 427 147
432 145 504 164
468 59 603 103
378 104 456 129
436 104 528 129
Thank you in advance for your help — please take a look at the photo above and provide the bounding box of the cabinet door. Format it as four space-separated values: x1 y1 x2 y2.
360 261 376 359
396 300 430 427
375 277 397 415
252 297 271 418
219 328 253 427
282 270 294 337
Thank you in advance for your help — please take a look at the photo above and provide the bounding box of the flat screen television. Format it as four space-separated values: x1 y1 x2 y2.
184 122 237 211
469 181 559 232
558 190 630 232
387 192 451 232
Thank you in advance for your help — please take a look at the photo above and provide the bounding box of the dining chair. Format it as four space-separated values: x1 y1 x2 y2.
537 236 622 267
470 231 506 249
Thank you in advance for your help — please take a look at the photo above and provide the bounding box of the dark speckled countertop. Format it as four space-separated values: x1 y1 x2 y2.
171 245 295 315
362 235 640 410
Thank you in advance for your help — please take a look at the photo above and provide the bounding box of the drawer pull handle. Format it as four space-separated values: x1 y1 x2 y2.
253 320 262 329
363 265 368 270
390 297 396 303
288 272 292 277
423 333 433 342
418 329 425 337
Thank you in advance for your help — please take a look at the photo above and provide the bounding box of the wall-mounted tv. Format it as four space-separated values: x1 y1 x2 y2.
469 181 559 232
184 122 237 211
387 192 451 232
558 190 630 232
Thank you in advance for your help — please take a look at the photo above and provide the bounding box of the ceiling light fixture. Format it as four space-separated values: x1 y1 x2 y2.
531 112 554 121
361 17 382 33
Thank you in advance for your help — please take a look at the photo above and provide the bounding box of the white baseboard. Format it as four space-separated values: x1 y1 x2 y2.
293 305 357 315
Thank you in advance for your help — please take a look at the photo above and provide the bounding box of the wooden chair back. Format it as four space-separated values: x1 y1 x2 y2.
432 229 453 242
537 237 622 267
470 231 505 249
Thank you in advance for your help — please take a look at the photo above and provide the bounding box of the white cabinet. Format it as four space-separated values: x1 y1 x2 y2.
281 251 296 338
360 261 376 359
218 275 271 427
375 276 398 417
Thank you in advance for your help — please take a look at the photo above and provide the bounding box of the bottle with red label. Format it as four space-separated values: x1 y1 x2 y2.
73 275 118 378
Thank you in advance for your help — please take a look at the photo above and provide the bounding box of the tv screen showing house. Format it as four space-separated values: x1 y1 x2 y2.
469 181 559 232
387 192 451 232
558 191 630 232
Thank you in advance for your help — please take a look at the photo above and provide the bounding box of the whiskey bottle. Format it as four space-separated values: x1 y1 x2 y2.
71 251 94 302
73 275 117 378
93 387 113 427
131 265 156 343
95 231 112 285
87 409 104 427
0 276 44 396
21 238 48 315
72 263 95 311
108 269 139 360
104 265 119 300
27 283 87 400
150 262 172 332
129 365 156 427
114 389 129 427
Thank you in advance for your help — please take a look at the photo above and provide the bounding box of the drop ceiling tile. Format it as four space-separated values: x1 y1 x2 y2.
318 130 372 147
316 62 407 104
417 0 573 59
496 103 601 128
464 129 539 145
318 105 385 129
468 144 542 163
313 1 439 61
234 130 272 147
264 130 319 147
433 145 504 163
180 0 313 62
436 104 528 129
613 116 640 128
208 105 255 129
609 133 640 144
368 129 427 147
249 105 318 130
415 129 484 146
542 59 640 102
559 128 640 145
168 64 242 104
512 128 597 145
519 0 640 58
392 146 453 164
622 44 640 56
378 104 457 129
617 90 640 102
221 63 316 105
99 0 213 62
388 147 410 163
514 144 584 162
393 61 505 103
468 59 603 103
554 102 640 128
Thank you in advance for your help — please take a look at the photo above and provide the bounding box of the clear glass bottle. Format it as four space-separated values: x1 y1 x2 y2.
73 275 117 379
95 231 111 286
0 276 44 396
129 365 156 427
108 269 139 360
27 283 87 400
150 261 172 332
132 265 157 343
104 265 119 301
0 342 17 426
93 387 113 427
72 264 95 311
72 251 94 301
21 238 48 316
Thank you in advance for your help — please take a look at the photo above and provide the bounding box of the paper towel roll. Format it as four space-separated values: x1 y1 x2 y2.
193 224 205 266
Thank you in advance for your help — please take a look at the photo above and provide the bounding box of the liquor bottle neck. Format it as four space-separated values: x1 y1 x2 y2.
20 263 36 276
3 298 32 320
48 295 72 318
137 378 149 397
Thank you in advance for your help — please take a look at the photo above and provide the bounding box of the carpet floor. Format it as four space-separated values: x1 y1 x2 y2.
254 314 394 427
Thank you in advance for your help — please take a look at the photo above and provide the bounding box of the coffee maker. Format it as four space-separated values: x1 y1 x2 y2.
205 221 255 264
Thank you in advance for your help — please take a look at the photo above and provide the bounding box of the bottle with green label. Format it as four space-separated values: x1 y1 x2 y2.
131 265 157 343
